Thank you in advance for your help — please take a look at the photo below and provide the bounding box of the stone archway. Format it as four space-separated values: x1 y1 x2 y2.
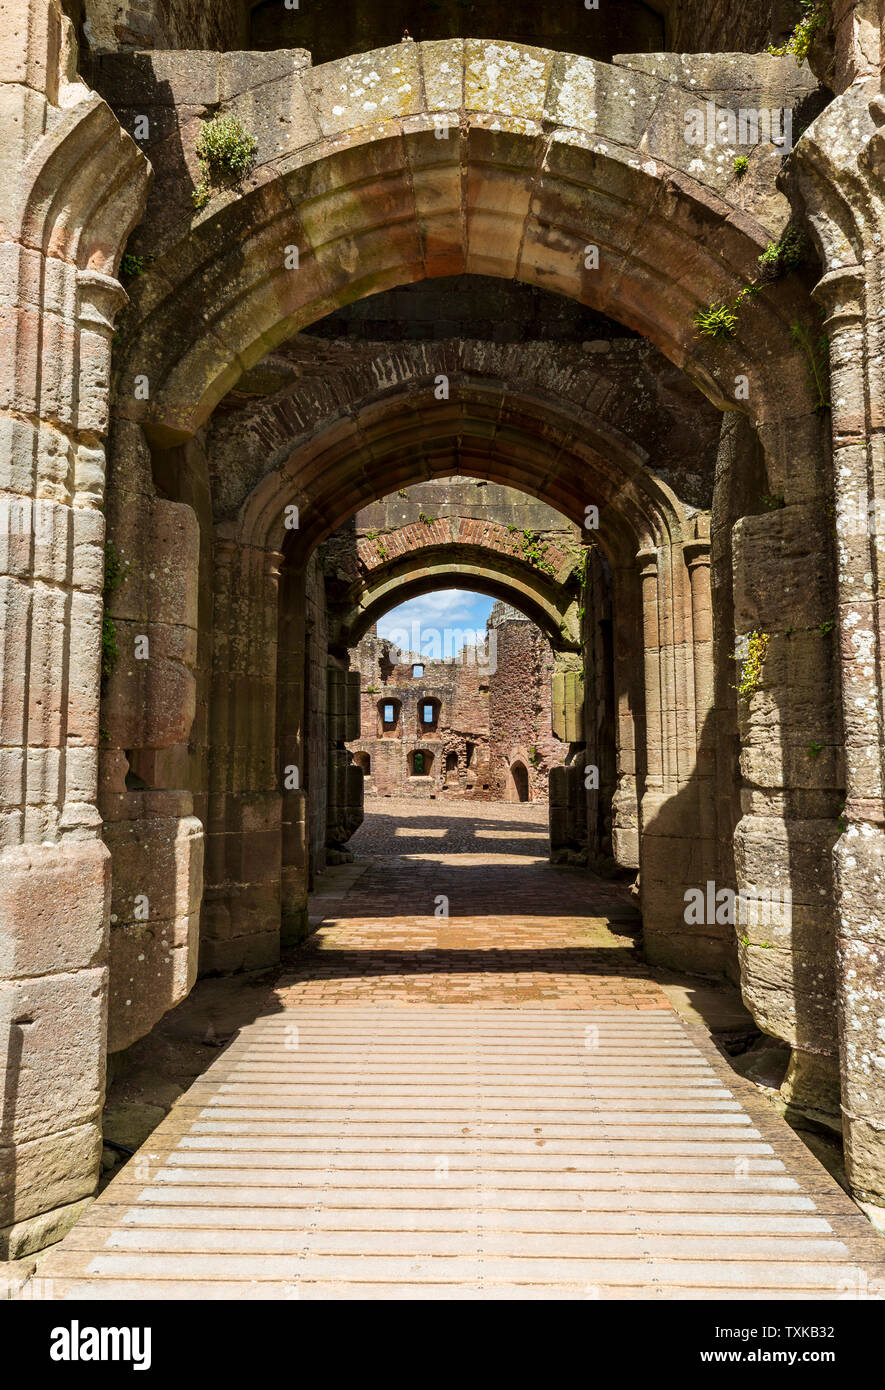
331 515 583 655
5 21 863 1251
101 32 840 1176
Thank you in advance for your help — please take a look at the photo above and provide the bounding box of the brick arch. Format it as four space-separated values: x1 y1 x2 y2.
113 40 817 444
339 562 579 654
332 519 582 652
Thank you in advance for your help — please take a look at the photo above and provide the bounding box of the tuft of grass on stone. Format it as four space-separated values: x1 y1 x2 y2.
694 301 738 340
193 114 257 209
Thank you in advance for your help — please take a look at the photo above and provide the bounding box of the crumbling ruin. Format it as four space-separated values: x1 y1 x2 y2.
4 0 885 1261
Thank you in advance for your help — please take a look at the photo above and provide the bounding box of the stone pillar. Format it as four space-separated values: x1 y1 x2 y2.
637 538 725 972
326 662 363 861
203 539 282 971
99 422 204 1052
731 494 841 1132
0 0 148 1255
610 562 642 870
815 262 885 1207
278 561 309 944
684 529 718 892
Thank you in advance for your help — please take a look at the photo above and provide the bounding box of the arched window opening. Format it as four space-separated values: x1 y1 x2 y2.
377 697 401 736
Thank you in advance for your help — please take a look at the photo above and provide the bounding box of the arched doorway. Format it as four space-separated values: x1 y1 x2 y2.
510 762 530 803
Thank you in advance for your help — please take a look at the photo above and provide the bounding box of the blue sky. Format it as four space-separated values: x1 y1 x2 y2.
378 590 496 656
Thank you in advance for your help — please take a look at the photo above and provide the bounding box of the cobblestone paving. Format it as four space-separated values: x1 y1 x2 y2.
280 799 666 1009
348 798 552 856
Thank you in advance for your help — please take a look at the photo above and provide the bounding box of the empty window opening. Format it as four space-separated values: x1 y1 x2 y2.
377 697 401 735
419 698 440 731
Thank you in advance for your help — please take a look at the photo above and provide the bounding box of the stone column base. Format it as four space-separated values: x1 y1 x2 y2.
780 1048 842 1132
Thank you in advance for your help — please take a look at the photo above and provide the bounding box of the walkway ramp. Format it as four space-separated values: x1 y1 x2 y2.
38 1007 885 1300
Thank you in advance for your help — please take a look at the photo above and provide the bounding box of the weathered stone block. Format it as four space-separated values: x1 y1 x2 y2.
0 1121 99 1229
107 910 199 1052
0 969 106 1145
0 841 109 979
105 814 203 925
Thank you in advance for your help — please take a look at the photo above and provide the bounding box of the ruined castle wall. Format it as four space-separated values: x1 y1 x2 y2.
349 636 492 800
487 618 560 801
348 615 566 803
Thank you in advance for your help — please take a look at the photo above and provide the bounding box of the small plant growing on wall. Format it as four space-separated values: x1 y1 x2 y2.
734 629 770 703
766 0 829 63
193 114 258 209
791 315 831 413
119 251 153 284
758 225 806 279
694 301 739 340
733 156 749 177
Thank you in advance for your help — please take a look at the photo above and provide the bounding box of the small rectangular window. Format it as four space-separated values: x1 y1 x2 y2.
423 704 434 724
383 703 395 723
412 664 424 678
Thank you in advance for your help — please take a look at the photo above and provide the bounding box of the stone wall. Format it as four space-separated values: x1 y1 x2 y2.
71 0 245 54
349 632 494 801
0 0 150 1258
71 0 810 67
486 608 562 802
666 0 803 54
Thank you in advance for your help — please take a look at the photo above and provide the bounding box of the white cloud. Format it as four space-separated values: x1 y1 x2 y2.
377 590 496 653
